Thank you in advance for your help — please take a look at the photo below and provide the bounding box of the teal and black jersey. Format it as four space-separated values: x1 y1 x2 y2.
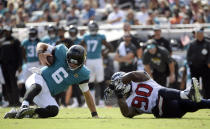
41 44 90 96
41 36 59 46
83 34 105 59
21 39 39 62
73 37 82 45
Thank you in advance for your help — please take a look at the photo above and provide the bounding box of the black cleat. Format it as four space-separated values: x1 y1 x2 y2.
4 108 18 119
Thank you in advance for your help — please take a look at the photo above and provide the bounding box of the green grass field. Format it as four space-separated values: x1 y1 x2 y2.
0 107 210 129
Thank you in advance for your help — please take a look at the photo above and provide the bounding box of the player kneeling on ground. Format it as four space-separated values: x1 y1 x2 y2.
105 71 210 118
4 43 98 119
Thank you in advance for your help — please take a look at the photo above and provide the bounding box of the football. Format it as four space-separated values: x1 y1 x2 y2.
47 56 54 65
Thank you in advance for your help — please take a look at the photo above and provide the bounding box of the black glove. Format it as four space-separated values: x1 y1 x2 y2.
114 89 124 99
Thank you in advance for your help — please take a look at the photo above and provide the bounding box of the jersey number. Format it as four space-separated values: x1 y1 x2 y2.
52 67 68 84
131 84 153 110
27 45 37 57
87 40 98 52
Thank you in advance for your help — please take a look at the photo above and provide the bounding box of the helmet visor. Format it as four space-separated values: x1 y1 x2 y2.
67 58 82 70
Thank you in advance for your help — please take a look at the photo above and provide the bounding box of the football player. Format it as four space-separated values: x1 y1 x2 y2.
18 27 42 85
69 25 82 45
41 25 59 46
105 71 210 118
81 21 113 106
4 43 98 119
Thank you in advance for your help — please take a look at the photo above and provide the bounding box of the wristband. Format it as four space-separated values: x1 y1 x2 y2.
91 112 98 117
37 50 45 55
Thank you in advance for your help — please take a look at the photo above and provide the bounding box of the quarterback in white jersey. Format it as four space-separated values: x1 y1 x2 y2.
105 71 210 118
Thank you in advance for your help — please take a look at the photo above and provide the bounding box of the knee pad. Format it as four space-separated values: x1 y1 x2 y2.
46 106 59 117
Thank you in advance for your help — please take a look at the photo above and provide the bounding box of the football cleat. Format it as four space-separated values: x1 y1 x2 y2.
4 108 18 119
186 77 202 103
15 106 35 119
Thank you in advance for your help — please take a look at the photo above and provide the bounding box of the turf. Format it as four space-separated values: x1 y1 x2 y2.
0 107 210 129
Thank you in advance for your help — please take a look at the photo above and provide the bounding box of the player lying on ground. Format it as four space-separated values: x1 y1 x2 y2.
105 71 210 118
4 43 98 119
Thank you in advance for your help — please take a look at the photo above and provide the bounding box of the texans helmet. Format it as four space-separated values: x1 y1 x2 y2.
110 72 131 95
66 45 86 70
88 20 98 35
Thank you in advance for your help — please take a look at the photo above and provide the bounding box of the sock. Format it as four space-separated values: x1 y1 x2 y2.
21 100 29 108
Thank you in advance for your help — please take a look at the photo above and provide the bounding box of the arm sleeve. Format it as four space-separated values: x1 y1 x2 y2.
79 83 89 93
162 50 172 63
130 45 137 55
164 39 172 53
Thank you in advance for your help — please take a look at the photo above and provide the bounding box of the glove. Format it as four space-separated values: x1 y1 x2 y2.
114 89 124 99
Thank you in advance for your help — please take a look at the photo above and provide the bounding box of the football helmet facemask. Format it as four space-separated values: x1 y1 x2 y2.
110 72 131 95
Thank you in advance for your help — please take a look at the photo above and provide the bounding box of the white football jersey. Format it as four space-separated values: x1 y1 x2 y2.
126 79 163 113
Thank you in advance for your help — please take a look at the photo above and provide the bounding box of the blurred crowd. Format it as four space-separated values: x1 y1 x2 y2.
0 0 210 108
0 0 209 27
